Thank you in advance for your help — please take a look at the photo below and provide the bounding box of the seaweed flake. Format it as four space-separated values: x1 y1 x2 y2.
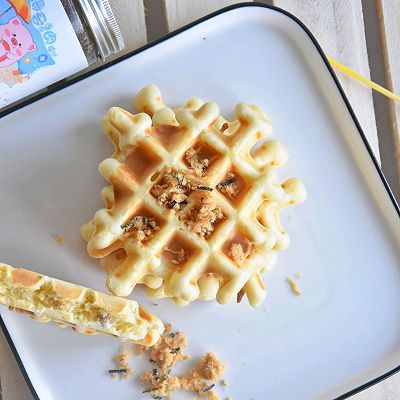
167 199 177 209
108 368 127 375
143 387 161 394
203 383 215 392
152 368 160 381
216 177 237 189
193 184 213 191
121 215 141 231
170 346 181 354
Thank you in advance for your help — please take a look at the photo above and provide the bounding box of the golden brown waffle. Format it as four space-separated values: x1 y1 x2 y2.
0 262 163 345
81 85 306 307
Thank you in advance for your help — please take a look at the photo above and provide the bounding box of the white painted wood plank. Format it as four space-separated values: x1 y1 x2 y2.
274 0 380 160
0 327 34 400
351 376 400 400
109 0 147 54
360 1 400 395
163 0 253 32
377 0 400 178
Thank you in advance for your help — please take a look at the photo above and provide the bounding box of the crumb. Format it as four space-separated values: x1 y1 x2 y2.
121 216 159 244
288 277 302 296
225 397 232 400
151 169 190 211
219 173 239 198
181 193 224 238
220 122 229 133
228 236 253 264
152 303 158 306
185 147 209 177
138 327 226 400
229 243 245 263
54 235 64 245
151 168 224 240
134 344 146 356
164 247 187 264
109 344 134 378
164 322 173 333
208 390 219 400
141 352 225 399
237 289 245 303
296 273 302 279
194 352 226 380
109 308 227 398
221 379 228 388
138 330 188 372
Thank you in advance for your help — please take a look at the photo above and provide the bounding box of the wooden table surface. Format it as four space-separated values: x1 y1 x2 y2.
1 1 400 399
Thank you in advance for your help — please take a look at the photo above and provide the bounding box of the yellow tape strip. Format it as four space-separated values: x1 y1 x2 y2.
328 56 400 103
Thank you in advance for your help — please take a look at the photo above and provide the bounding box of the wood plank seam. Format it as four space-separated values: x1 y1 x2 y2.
376 0 400 180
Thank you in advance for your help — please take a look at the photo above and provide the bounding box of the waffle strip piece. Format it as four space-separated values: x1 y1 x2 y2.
0 262 163 345
81 85 307 307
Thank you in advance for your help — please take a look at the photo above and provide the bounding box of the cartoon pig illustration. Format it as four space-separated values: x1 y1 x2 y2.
0 16 37 68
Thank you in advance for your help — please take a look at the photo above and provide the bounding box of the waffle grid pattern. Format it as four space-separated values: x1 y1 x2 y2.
81 85 306 307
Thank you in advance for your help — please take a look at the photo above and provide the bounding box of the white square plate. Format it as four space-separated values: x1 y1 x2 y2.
2 4 400 400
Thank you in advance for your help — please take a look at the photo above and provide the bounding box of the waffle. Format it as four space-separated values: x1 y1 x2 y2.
0 262 163 345
81 85 306 307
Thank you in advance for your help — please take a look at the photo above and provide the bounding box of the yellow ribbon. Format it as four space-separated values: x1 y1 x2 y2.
328 56 400 103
